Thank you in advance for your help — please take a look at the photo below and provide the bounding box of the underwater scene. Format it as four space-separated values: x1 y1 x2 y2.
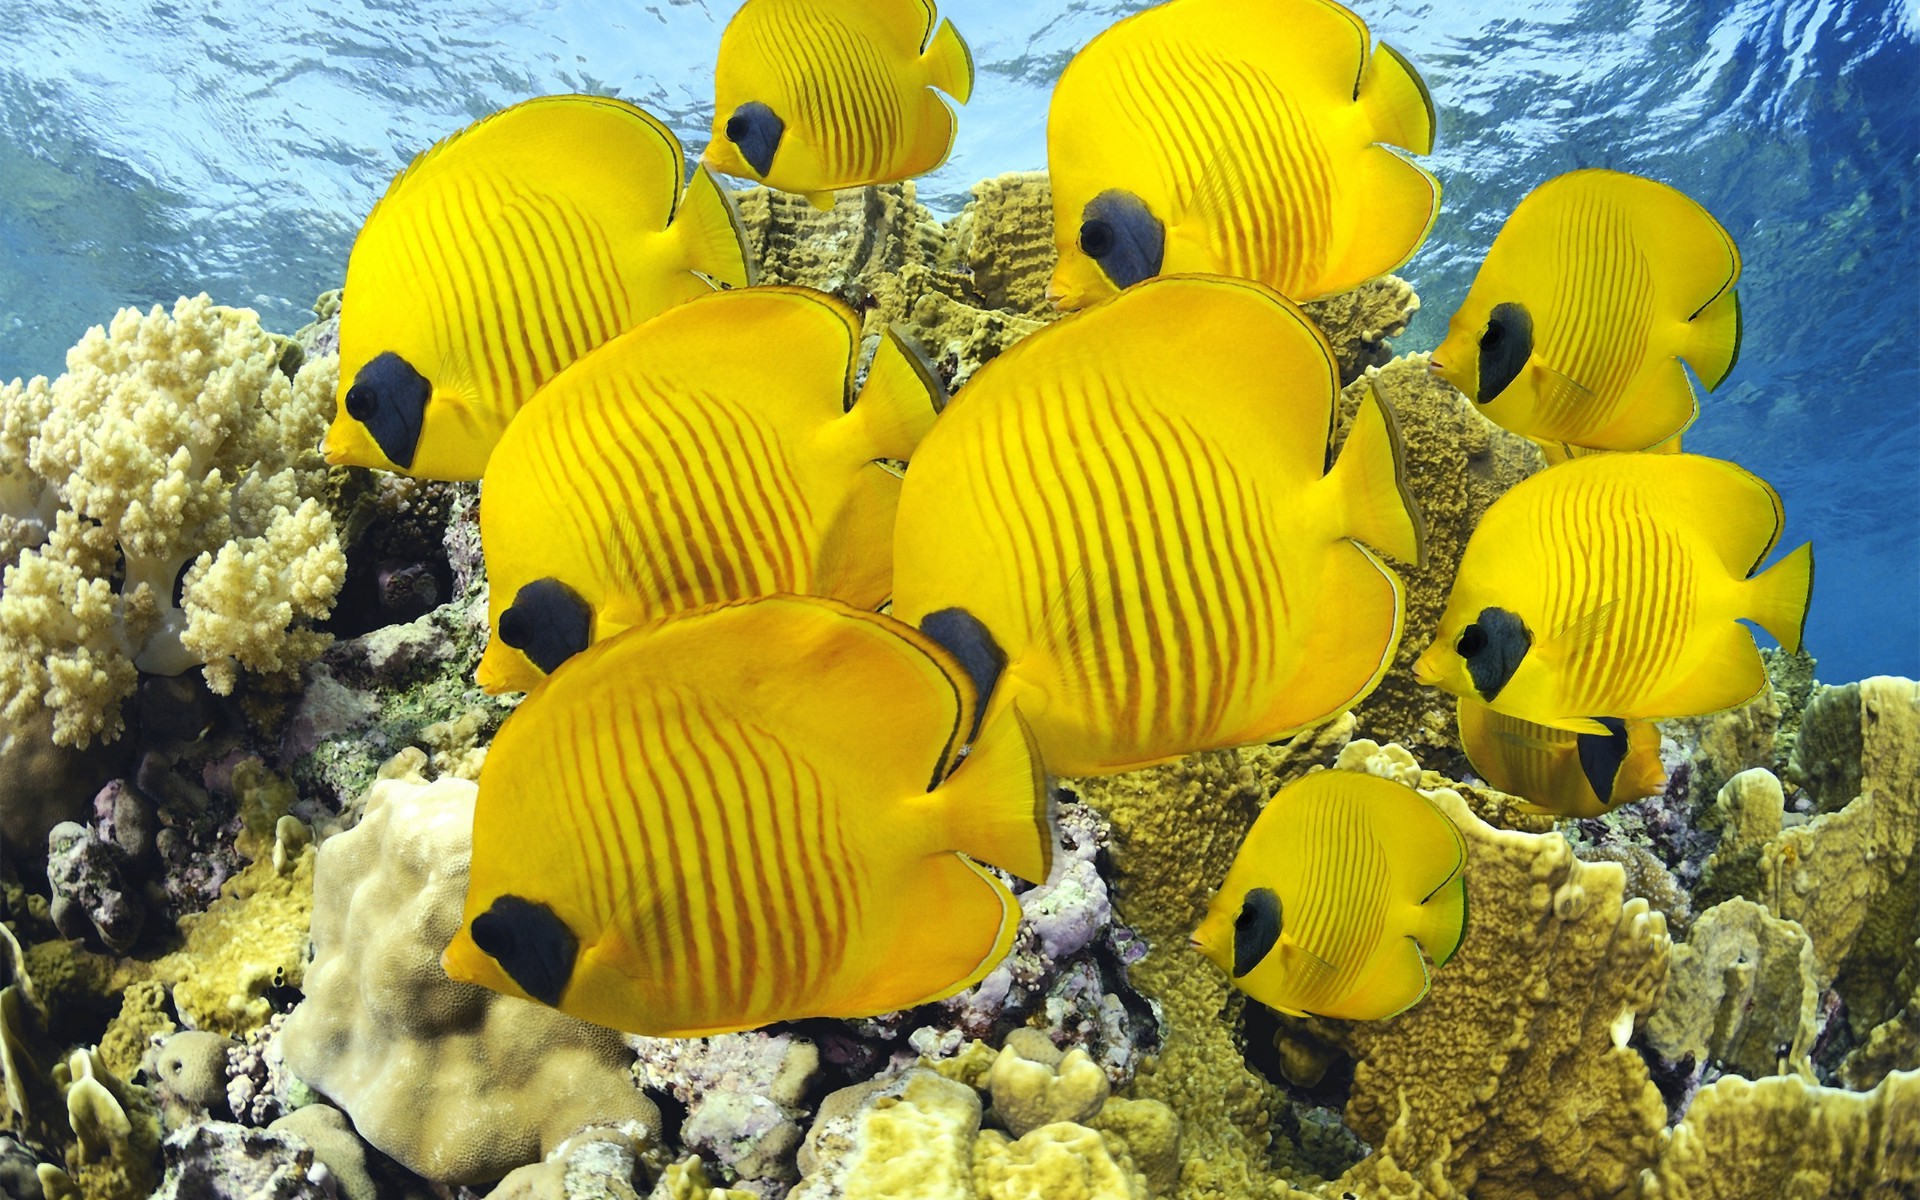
0 0 1916 1197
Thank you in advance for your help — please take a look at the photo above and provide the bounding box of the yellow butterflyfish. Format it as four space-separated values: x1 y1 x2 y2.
323 94 755 480
1432 169 1742 453
1045 0 1438 310
1413 453 1813 732
474 286 942 695
890 274 1426 777
441 594 1055 1037
704 0 974 210
1192 769 1466 1021
1455 697 1666 819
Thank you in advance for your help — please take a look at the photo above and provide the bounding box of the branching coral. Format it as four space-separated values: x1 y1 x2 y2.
0 294 343 746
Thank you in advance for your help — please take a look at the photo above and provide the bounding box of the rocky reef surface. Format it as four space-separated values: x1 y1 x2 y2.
0 177 1915 1199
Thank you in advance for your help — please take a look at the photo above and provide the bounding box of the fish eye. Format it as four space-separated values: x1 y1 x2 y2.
499 607 533 649
344 382 378 421
1079 219 1115 258
1480 319 1505 350
1231 887 1283 977
724 114 749 143
1457 623 1487 657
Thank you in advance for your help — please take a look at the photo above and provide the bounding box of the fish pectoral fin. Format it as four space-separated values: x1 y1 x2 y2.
1536 600 1619 666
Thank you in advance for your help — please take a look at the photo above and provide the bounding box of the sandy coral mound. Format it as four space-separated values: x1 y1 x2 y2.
280 751 658 1185
0 295 343 748
1329 355 1546 763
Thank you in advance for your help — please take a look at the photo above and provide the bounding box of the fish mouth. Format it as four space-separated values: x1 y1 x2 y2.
1411 651 1442 687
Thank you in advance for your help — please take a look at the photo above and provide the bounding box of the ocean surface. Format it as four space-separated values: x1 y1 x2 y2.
0 0 1913 683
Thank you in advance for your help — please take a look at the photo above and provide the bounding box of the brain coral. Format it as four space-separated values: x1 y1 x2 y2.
280 751 659 1185
0 294 344 745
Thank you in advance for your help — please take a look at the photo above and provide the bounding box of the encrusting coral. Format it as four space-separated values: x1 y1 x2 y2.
1639 1068 1920 1198
279 750 659 1185
1644 897 1819 1082
0 294 344 747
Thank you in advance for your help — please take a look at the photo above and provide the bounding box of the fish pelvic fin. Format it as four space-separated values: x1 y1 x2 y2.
669 164 757 287
1330 380 1427 567
1359 41 1437 156
850 327 945 461
923 16 974 104
929 703 1055 886
805 190 839 212
1745 541 1814 654
1686 286 1742 391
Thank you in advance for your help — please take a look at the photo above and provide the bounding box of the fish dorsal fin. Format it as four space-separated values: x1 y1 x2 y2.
648 286 862 429
372 95 687 234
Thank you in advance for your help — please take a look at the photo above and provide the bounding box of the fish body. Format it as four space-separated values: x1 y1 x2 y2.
324 95 755 480
705 0 974 209
442 594 1054 1036
1192 769 1467 1020
1456 697 1665 819
1045 0 1438 309
1432 169 1742 453
474 286 942 694
890 274 1425 777
1413 453 1814 730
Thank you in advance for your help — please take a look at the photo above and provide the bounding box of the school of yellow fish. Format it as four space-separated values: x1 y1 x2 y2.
319 0 1813 1036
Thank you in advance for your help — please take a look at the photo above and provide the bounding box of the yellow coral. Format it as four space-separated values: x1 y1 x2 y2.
974 1123 1147 1200
160 844 315 1039
181 497 344 694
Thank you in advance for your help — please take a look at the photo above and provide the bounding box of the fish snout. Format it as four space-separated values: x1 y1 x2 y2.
1411 647 1444 687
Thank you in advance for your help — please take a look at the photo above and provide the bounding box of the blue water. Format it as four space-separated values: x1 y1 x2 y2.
0 0 1914 682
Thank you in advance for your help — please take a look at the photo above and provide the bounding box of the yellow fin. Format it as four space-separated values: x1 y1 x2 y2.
1642 620 1768 718
1340 936 1432 1021
914 91 962 176
1359 41 1437 155
850 328 945 461
1744 541 1813 654
1687 286 1742 390
923 16 974 103
928 704 1054 886
670 164 757 288
1258 542 1403 735
1414 873 1468 968
1324 148 1440 292
806 191 839 211
1653 455 1786 576
1329 380 1426 566
855 854 1019 1010
1593 356 1698 450
811 464 903 611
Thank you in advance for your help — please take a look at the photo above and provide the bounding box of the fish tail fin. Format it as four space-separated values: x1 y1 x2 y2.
930 703 1055 886
672 165 757 287
1685 286 1742 391
1413 873 1468 969
850 327 945 461
1745 541 1814 654
1330 380 1426 567
810 465 901 611
1359 41 1437 155
923 17 974 104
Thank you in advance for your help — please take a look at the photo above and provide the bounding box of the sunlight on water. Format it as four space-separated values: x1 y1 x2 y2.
0 0 1913 680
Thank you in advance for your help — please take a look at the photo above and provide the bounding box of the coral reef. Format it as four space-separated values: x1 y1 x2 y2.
0 295 344 748
280 752 659 1184
1329 355 1547 765
1643 898 1819 1085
